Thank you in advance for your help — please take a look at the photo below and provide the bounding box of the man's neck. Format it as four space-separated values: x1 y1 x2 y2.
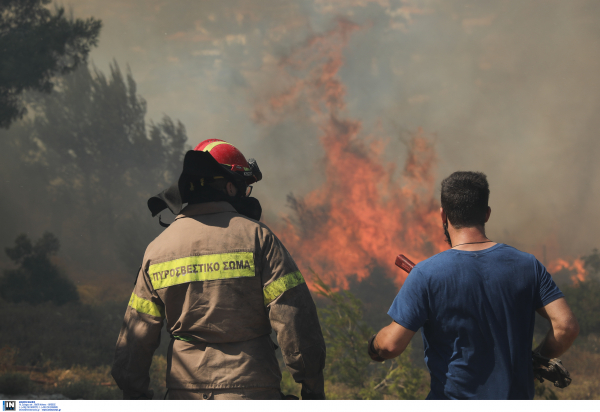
448 225 496 251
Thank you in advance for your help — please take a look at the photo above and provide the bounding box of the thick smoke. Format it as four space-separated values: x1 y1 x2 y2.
2 0 599 289
79 0 599 258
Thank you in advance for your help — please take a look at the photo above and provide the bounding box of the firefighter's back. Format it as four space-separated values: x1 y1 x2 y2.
143 202 282 391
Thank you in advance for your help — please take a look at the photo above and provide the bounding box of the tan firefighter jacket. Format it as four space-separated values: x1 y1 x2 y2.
111 201 325 399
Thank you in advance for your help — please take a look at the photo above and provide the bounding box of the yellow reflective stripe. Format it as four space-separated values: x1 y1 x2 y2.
128 292 165 318
263 271 305 306
149 252 255 290
203 141 235 153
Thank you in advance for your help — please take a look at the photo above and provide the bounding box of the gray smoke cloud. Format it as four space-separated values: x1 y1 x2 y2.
2 0 599 282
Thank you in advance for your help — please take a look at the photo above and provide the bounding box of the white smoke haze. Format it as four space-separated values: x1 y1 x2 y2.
3 0 599 278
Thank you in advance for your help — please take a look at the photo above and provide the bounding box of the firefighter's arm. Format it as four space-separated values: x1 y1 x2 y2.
262 233 326 398
111 266 165 400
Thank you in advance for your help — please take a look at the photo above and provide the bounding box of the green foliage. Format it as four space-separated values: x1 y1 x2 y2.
280 369 301 398
0 0 101 128
562 279 600 336
0 232 78 305
314 274 372 388
313 272 428 400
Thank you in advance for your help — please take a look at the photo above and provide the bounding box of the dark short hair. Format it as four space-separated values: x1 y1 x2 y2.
441 171 489 228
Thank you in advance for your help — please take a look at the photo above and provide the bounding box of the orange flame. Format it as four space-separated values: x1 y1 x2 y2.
257 19 590 291
548 258 587 284
258 20 447 289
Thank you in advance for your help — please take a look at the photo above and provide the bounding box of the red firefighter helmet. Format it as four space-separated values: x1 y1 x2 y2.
194 139 262 185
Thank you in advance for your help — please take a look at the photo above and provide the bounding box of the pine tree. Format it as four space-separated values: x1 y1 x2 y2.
0 0 101 128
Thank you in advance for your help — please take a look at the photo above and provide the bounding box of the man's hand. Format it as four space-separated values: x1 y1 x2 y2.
368 334 385 362
532 351 572 388
368 321 416 361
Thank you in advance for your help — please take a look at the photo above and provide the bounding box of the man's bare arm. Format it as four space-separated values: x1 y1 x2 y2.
535 297 579 358
371 321 416 360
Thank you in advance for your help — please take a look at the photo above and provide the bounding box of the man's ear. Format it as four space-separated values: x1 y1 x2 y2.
440 208 448 225
485 206 491 223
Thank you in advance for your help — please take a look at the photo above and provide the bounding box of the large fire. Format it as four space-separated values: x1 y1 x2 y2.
256 20 446 289
256 19 588 290
548 258 587 284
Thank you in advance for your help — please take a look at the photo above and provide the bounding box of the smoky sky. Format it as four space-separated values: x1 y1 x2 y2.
19 0 600 262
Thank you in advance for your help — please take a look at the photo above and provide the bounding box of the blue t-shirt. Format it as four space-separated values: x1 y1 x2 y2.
387 243 563 400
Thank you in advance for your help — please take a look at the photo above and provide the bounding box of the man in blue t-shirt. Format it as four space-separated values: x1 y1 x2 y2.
368 171 579 399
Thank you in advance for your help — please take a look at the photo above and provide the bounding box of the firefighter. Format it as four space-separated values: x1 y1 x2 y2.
111 139 326 400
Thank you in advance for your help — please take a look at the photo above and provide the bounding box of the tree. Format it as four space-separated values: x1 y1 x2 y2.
0 232 79 305
0 0 101 128
9 62 188 270
312 272 428 399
